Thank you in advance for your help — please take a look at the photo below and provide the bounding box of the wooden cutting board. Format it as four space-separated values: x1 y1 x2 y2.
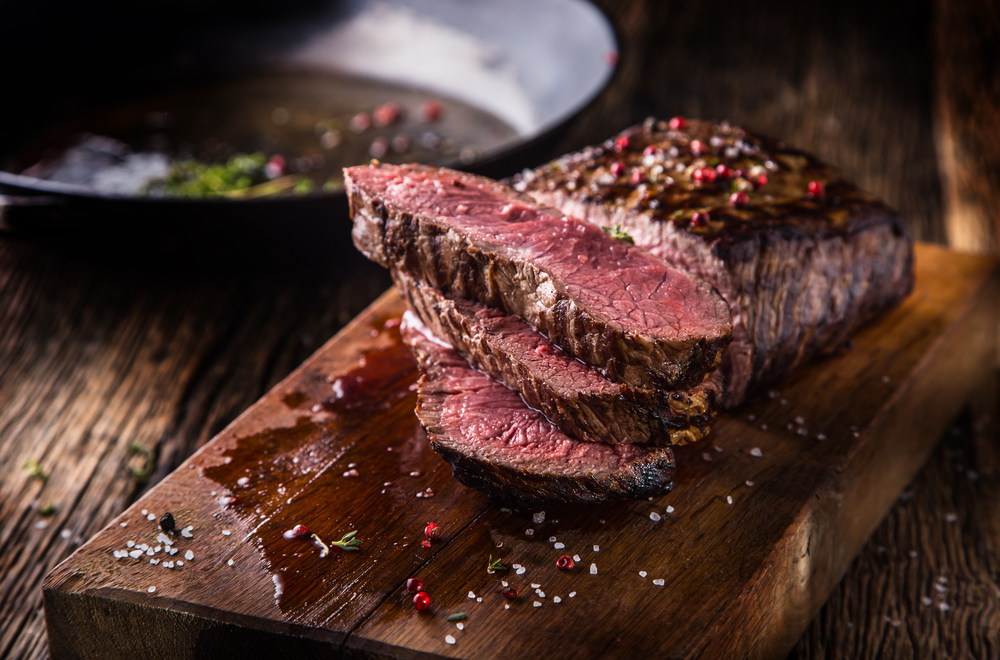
44 243 999 660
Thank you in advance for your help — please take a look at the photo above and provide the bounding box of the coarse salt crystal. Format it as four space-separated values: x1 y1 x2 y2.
120 522 127 528
148 586 156 593
537 590 546 598
237 477 249 486
593 545 600 552
653 579 665 586
501 581 508 587
921 596 932 606
569 592 577 597
127 541 135 548
554 542 565 549
572 554 581 562
750 447 763 457
533 601 542 607
227 559 234 566
146 548 155 556
342 469 359 477
590 563 598 575
532 512 546 524
168 548 178 555
512 564 521 569
221 530 231 536
531 583 541 589
549 536 557 542
702 452 712 462
945 512 958 523
553 596 562 603
456 623 464 631
525 529 534 536
476 597 482 602
938 602 950 612
816 433 827 441
156 533 171 544
666 506 675 514
468 591 476 599
934 583 946 593
746 481 754 487
185 550 194 561
150 559 159 565
129 550 143 558
516 567 526 575
639 571 647 577
505 604 510 610
147 514 156 521
727 496 733 505
445 635 456 644
141 510 148 516
176 560 184 567
181 529 192 538
650 512 661 521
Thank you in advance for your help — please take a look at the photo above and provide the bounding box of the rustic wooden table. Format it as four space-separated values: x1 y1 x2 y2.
2 0 999 658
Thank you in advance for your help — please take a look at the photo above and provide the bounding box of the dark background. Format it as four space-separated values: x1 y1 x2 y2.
1 0 998 658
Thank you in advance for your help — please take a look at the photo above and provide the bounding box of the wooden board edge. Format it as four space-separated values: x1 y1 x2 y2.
705 255 1000 660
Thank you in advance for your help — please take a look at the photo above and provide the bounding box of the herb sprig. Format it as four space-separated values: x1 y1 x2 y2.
602 224 635 244
487 555 506 572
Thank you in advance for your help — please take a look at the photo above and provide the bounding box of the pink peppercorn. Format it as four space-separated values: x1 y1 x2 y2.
730 191 750 207
669 116 686 131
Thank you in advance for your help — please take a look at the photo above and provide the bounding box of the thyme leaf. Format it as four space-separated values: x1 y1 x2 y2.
23 459 48 482
487 555 507 572
331 530 362 551
446 613 467 622
602 224 635 244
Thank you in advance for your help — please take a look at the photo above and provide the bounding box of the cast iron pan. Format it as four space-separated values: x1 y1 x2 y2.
0 0 616 260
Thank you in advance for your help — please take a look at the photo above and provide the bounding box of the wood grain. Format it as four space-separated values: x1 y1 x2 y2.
2 0 1000 657
42 245 1000 660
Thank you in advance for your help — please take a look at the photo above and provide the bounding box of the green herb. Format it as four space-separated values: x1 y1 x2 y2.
23 459 48 482
446 613 467 622
331 530 362 552
293 176 314 195
39 502 56 516
487 555 506 572
311 533 330 558
602 224 635 244
323 177 345 192
128 443 155 483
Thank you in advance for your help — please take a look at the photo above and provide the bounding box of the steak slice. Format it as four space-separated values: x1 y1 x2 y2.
395 270 721 446
401 312 675 508
511 119 914 406
346 162 732 391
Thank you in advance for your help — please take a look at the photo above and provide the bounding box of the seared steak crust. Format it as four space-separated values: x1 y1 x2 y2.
395 270 721 446
346 162 732 391
402 313 675 508
511 119 914 406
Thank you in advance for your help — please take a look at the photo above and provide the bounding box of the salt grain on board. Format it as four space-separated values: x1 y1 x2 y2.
569 592 577 597
221 530 231 536
227 559 234 566
666 506 675 514
549 537 557 542
590 563 598 575
553 596 562 603
146 514 156 521
516 567 526 575
750 447 763 457
533 512 546 524
653 579 665 586
554 542 565 549
468 591 476 599
593 545 599 552
727 496 733 505
533 601 542 607
639 571 647 577
185 550 194 561
147 586 156 593
650 512 661 522
445 635 456 644
573 555 581 562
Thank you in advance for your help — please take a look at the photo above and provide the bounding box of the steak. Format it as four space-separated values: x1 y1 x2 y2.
346 162 732 391
395 269 722 446
511 119 914 406
401 312 676 508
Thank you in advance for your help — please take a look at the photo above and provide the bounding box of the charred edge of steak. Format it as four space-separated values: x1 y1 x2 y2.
394 269 722 446
510 119 915 406
402 314 676 508
345 162 732 391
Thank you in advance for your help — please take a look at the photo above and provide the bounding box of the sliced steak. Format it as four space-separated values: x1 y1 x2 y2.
346 162 732 391
401 312 675 508
395 270 721 446
511 119 914 406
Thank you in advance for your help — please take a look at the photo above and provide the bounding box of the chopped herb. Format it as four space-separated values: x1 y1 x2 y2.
39 502 56 516
311 533 330 558
23 459 48 482
602 224 635 244
446 612 467 622
487 555 507 572
331 530 362 551
127 443 155 483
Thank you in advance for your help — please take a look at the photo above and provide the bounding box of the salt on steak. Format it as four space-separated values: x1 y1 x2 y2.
401 312 676 508
346 162 732 391
511 119 914 406
394 269 722 446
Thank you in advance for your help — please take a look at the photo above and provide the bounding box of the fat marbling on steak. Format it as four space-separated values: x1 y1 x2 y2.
395 269 722 446
346 162 732 391
511 119 914 406
401 312 676 508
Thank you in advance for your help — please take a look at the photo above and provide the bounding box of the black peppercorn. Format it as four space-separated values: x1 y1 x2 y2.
159 512 176 533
